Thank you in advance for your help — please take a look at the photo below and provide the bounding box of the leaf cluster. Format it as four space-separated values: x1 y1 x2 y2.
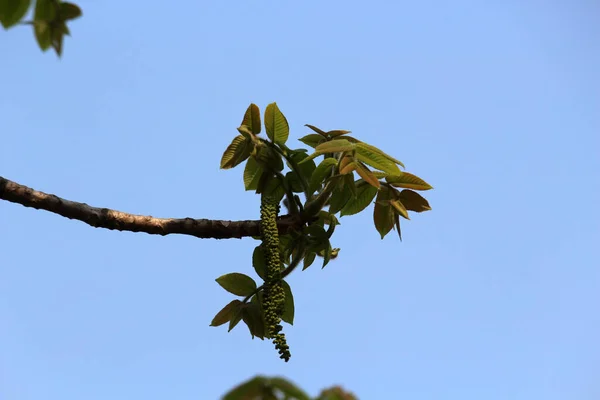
1 0 82 56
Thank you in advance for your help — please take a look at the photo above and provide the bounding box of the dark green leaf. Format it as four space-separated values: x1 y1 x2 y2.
281 280 295 325
398 189 432 212
303 251 316 270
340 183 378 216
228 305 244 332
242 301 265 340
263 176 286 204
222 376 266 400
269 377 311 400
59 2 82 20
264 102 289 145
210 299 242 327
215 273 257 296
252 245 267 280
373 187 395 239
286 171 303 193
0 0 31 29
309 157 337 194
328 182 353 214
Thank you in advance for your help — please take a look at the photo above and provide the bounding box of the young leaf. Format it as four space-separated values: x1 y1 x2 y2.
269 377 311 400
243 156 263 191
309 157 338 194
305 124 328 137
390 199 410 220
0 0 31 29
385 172 433 190
298 133 325 149
264 102 289 145
220 135 253 169
398 189 432 212
215 273 257 296
302 139 357 162
252 245 267 280
355 142 401 174
340 183 378 216
281 280 295 325
373 187 395 239
241 103 261 135
327 129 352 137
355 161 381 189
356 141 405 168
210 299 242 327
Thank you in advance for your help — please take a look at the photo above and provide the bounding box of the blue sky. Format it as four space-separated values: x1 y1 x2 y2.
1 1 599 399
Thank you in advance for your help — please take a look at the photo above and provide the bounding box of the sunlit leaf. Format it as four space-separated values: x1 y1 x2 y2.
398 189 432 212
355 161 380 188
264 102 289 145
220 135 253 169
210 299 242 327
340 183 378 216
355 142 401 174
385 172 433 190
390 199 410 219
356 141 405 168
215 273 257 296
302 139 357 162
298 133 325 149
338 153 356 175
241 103 261 135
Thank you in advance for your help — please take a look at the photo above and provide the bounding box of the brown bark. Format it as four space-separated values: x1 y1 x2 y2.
0 176 303 239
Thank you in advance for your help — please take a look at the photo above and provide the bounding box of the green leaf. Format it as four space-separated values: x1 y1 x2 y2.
241 103 261 135
373 187 395 239
394 212 402 241
305 124 328 137
281 280 295 325
287 150 316 183
263 176 286 204
59 2 82 20
0 0 31 29
222 376 266 400
252 245 267 280
385 172 433 190
215 273 257 296
33 20 52 51
309 157 338 194
398 189 432 212
303 251 316 270
220 135 253 169
264 102 289 145
210 299 242 327
355 142 401 174
243 156 263 191
340 183 378 216
355 141 405 168
34 0 55 20
269 377 311 400
242 301 265 340
302 140 357 163
286 171 304 193
298 133 325 149
328 181 353 214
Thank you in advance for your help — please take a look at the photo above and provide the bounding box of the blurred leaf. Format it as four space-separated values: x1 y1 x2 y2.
340 183 377 216
385 172 433 190
252 245 267 280
210 300 242 327
398 189 432 212
216 273 257 296
241 103 261 135
59 2 82 20
264 102 289 145
298 133 325 149
220 135 253 169
269 377 311 400
373 187 395 239
309 157 337 194
305 124 328 137
0 0 31 29
281 280 295 325
355 142 401 174
243 156 264 191
222 376 266 400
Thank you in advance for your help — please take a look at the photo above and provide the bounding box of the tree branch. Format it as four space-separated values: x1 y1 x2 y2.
0 176 304 239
